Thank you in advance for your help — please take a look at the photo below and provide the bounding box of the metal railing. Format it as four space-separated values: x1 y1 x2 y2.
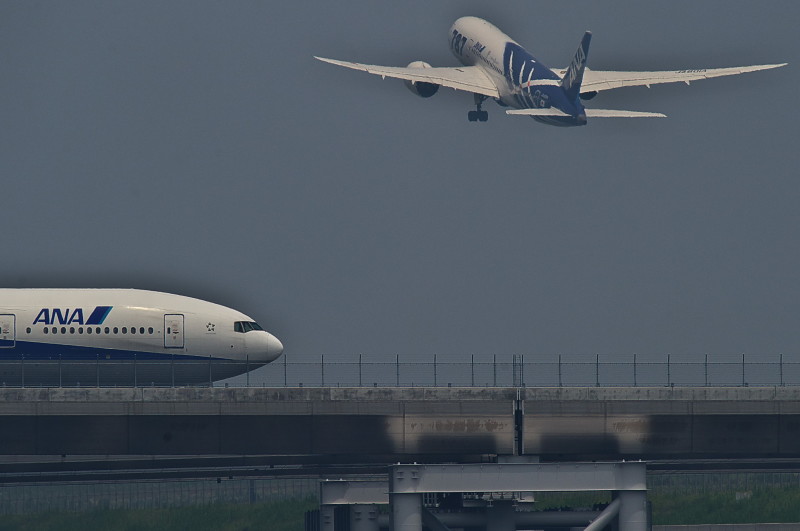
0 354 799 388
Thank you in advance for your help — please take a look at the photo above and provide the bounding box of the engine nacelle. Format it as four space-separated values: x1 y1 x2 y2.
580 91 598 101
404 61 440 98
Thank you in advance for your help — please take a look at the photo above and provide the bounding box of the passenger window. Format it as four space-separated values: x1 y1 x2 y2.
122 327 127 334
44 327 49 334
131 327 136 335
148 327 154 334
79 328 84 334
139 327 145 334
26 328 31 334
113 327 119 334
52 327 57 334
104 327 110 334
96 327 101 334
70 327 75 334
61 327 66 334
87 328 92 335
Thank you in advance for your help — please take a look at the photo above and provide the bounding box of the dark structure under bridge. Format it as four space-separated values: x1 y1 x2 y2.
0 386 798 460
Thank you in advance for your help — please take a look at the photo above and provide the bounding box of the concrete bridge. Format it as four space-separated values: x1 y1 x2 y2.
0 386 797 460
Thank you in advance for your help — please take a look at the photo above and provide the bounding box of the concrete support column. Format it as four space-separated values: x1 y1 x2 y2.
617 490 648 531
320 505 336 531
391 493 422 531
351 504 381 531
486 500 516 531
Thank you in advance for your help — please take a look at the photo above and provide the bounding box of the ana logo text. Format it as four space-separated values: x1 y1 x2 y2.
33 306 113 326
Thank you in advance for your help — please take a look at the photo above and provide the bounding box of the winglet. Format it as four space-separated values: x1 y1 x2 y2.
561 32 592 102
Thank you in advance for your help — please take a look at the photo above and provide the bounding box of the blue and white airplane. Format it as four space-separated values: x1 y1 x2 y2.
0 289 283 386
316 16 786 127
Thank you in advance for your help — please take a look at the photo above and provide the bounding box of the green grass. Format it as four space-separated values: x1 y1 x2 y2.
651 487 800 525
3 486 800 529
0 497 317 531
527 487 800 525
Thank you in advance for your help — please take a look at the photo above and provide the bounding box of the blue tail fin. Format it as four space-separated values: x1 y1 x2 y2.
561 31 592 101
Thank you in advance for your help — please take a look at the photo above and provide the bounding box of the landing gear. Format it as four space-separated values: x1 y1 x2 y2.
468 94 489 122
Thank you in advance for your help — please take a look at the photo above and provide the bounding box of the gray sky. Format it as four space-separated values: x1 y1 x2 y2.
1 0 798 377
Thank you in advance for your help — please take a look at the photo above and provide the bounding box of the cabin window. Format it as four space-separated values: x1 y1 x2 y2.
104 327 110 334
87 327 92 335
70 327 75 334
43 327 48 334
139 327 145 334
148 327 154 334
61 327 66 334
122 327 127 334
113 327 118 334
131 327 136 335
51 327 57 334
26 328 31 334
78 328 84 334
96 327 101 334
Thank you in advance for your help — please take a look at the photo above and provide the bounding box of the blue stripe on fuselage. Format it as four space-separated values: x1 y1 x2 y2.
0 340 229 361
86 306 112 325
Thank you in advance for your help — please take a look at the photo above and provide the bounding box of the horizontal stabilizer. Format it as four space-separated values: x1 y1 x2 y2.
584 109 666 118
506 108 570 117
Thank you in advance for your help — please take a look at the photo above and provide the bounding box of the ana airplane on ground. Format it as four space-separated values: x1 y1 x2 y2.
316 16 786 127
0 289 283 386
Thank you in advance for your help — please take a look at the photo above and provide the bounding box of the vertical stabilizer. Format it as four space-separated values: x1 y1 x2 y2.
561 31 592 101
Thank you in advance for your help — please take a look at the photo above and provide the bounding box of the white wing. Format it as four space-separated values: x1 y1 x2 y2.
574 63 786 92
315 57 500 98
507 108 666 118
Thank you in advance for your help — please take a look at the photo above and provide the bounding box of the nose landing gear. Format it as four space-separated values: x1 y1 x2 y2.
468 94 489 122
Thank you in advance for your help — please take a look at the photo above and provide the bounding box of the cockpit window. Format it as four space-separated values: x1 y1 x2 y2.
234 321 264 333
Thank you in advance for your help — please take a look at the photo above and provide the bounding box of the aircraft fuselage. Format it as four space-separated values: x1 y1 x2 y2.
449 16 587 126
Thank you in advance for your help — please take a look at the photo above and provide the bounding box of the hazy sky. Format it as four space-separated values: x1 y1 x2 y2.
1 0 797 379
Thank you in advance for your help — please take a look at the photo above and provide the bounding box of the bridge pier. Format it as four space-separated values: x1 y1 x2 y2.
318 461 648 531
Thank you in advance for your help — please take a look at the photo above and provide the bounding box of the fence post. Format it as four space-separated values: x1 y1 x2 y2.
595 354 599 387
667 354 671 386
59 354 62 388
742 353 746 386
471 354 474 387
134 353 137 388
208 354 213 388
704 354 708 386
434 354 437 387
493 354 497 387
633 354 637 387
521 355 525 387
246 355 250 388
96 353 100 388
321 354 325 387
396 355 400 387
171 353 175 388
558 354 562 387
359 354 362 387
780 353 784 387
20 355 24 388
283 353 287 387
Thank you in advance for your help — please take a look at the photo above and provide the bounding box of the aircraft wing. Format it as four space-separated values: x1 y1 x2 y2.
315 57 501 98
576 63 786 92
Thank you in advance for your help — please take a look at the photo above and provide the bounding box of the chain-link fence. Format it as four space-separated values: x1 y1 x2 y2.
0 354 798 388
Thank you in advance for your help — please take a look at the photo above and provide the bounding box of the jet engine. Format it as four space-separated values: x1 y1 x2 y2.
403 61 440 98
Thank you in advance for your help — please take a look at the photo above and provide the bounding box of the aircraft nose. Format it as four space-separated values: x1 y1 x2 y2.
265 333 284 361
247 331 284 363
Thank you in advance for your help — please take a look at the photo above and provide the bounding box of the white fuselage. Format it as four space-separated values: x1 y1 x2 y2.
0 289 283 385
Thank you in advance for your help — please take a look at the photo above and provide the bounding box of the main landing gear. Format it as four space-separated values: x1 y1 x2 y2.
468 94 489 122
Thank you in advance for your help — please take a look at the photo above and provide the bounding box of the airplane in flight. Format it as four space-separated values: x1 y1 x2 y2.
316 16 786 127
0 289 283 386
